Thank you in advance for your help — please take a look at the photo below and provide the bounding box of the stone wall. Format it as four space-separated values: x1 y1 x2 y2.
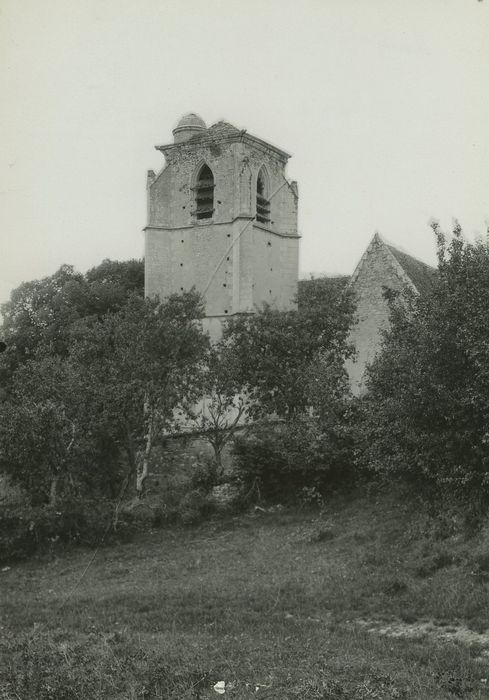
144 119 299 337
346 236 413 395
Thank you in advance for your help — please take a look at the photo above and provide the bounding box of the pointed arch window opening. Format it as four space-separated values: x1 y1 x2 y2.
256 169 271 224
194 164 215 220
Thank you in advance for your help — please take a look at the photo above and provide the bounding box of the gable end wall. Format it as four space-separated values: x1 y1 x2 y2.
346 237 415 394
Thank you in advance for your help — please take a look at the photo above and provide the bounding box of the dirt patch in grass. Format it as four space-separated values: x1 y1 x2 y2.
357 618 489 655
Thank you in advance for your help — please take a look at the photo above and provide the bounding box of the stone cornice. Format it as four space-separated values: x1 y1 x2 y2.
156 131 290 162
144 217 300 239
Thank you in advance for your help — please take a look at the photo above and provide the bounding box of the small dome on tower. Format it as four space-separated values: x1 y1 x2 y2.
176 113 206 130
173 113 206 143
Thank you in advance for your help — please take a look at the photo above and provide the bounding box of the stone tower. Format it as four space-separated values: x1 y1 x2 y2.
144 113 299 338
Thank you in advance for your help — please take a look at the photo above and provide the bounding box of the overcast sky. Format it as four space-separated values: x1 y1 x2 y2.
1 0 488 307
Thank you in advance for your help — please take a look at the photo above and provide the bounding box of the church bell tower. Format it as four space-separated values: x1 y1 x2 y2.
144 113 300 338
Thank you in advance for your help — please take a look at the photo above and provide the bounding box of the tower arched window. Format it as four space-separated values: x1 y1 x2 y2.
195 164 214 220
256 168 271 224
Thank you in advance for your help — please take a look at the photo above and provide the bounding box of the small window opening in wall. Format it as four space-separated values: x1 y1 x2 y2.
223 283 227 287
224 309 228 314
226 257 230 261
267 241 272 247
195 164 214 220
256 168 271 224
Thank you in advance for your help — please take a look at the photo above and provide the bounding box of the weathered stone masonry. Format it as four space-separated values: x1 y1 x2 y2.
145 113 300 339
345 233 435 395
144 114 435 397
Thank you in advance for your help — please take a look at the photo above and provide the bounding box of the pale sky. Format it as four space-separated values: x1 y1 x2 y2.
1 0 488 308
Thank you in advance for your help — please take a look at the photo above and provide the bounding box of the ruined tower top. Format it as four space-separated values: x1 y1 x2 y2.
144 114 300 339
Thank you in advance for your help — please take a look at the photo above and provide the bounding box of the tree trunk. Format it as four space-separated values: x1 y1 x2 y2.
49 476 58 508
136 406 154 499
136 456 149 498
213 443 223 479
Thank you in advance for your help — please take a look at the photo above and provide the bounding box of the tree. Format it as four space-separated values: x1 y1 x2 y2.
0 265 85 368
223 281 356 502
358 222 489 504
85 258 144 293
71 291 209 498
0 259 144 383
223 279 355 420
297 275 350 317
0 356 93 506
189 339 250 477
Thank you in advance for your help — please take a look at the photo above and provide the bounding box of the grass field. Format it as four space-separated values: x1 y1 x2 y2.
2 492 489 698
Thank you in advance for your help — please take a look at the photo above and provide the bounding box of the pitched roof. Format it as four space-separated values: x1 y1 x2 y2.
298 275 350 294
297 275 350 311
189 120 242 142
386 244 436 295
349 233 436 295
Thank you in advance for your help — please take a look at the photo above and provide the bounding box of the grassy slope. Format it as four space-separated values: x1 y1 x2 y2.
2 492 489 699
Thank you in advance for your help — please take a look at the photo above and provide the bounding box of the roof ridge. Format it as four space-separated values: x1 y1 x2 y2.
349 232 436 295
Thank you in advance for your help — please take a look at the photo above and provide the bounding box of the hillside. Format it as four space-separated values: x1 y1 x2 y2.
2 492 489 699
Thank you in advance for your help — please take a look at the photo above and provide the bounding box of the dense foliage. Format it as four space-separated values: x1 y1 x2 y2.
188 339 250 475
233 350 357 501
223 277 354 419
9 225 489 552
357 223 489 505
0 356 106 505
0 274 209 512
71 291 209 497
0 259 144 381
226 278 357 501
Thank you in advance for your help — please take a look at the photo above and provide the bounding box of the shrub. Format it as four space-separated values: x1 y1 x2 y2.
357 224 489 508
0 499 132 563
300 485 326 508
233 418 356 503
176 489 214 525
189 456 219 493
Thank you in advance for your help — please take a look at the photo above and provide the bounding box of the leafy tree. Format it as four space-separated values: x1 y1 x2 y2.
85 258 144 292
358 222 489 505
71 291 209 498
0 356 94 506
189 340 250 477
0 265 85 367
232 350 356 502
83 259 144 318
223 279 354 420
306 350 357 470
0 259 144 382
297 275 350 316
225 279 356 501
